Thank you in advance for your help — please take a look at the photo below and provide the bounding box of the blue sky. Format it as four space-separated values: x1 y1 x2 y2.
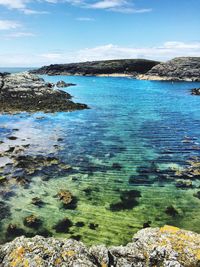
0 0 199 66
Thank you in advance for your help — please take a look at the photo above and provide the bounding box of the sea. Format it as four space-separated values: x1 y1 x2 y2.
0 67 200 246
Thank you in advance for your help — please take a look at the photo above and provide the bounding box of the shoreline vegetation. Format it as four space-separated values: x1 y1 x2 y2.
0 225 200 266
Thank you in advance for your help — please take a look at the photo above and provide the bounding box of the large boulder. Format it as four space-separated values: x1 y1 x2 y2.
138 57 200 81
0 226 199 266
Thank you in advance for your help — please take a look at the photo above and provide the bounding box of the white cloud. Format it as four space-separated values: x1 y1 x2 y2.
0 0 151 14
76 17 94 21
0 20 21 30
5 31 36 37
40 53 63 59
0 41 199 67
0 0 50 14
0 0 27 9
69 0 152 13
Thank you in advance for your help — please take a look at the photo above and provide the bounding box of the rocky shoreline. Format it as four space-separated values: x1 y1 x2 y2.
138 57 200 82
0 225 199 266
31 59 160 76
31 57 200 82
0 72 88 113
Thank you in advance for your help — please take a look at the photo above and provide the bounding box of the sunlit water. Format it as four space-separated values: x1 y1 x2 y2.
0 72 200 246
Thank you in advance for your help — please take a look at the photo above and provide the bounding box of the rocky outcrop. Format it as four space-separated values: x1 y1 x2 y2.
31 59 160 76
0 226 199 266
0 72 88 113
191 88 200 95
138 57 200 81
56 81 76 88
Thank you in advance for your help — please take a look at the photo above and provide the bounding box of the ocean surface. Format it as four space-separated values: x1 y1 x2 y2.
0 68 200 246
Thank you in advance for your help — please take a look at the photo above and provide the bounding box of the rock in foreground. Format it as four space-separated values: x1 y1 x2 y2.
0 72 88 113
0 226 199 266
31 59 160 76
138 57 200 81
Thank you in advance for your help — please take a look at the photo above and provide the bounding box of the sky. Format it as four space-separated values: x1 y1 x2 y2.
0 0 199 66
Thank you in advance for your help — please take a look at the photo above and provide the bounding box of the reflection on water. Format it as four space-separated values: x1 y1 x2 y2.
0 76 200 246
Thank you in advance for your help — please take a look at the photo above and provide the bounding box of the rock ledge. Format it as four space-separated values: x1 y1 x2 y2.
0 72 88 113
0 226 199 266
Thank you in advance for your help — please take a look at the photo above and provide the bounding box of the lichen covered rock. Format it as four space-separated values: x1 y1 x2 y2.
0 226 199 266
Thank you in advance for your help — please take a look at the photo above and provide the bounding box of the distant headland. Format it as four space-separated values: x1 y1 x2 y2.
31 57 200 82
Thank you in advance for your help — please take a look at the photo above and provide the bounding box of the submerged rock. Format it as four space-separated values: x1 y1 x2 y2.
110 190 141 211
23 215 42 229
53 218 73 233
194 191 200 199
0 226 200 266
165 205 179 217
0 201 10 220
31 197 45 208
6 224 25 240
0 72 88 113
175 179 193 189
56 189 77 209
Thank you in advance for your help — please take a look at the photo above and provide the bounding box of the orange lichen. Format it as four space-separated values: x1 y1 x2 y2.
54 257 62 265
10 247 29 267
160 225 180 234
62 250 76 258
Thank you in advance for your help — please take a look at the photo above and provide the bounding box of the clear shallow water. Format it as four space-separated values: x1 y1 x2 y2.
0 75 200 246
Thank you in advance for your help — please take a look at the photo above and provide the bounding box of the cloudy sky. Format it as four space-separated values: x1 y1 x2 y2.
0 0 199 66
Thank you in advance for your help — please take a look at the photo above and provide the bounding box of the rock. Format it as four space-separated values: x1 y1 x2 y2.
75 222 85 227
53 218 73 233
194 191 200 199
6 224 25 240
0 226 200 266
0 72 88 113
112 162 122 170
191 88 200 95
175 157 200 180
56 189 77 209
56 81 76 87
30 59 160 76
23 215 42 229
31 197 45 207
110 190 141 211
0 201 10 220
165 205 179 217
175 179 193 189
89 223 98 230
138 57 200 81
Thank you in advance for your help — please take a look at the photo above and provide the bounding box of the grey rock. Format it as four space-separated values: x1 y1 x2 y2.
0 72 88 113
30 59 160 76
0 226 200 266
138 57 200 81
56 81 76 88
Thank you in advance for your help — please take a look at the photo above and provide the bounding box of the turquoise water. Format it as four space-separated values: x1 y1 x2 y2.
0 74 200 245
